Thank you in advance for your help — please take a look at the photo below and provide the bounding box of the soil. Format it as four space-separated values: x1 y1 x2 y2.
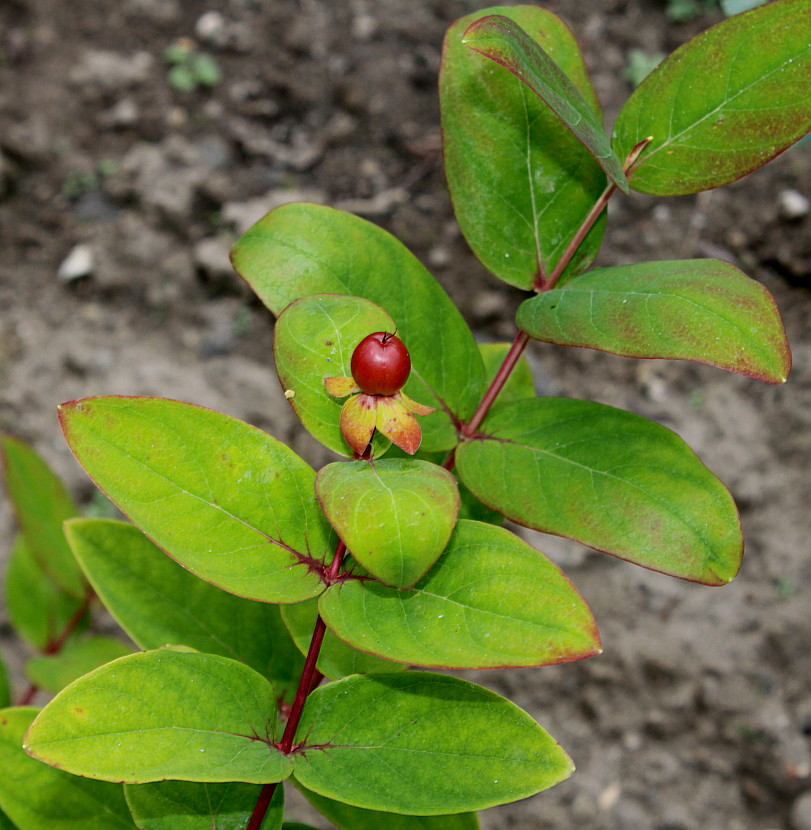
1 1 810 828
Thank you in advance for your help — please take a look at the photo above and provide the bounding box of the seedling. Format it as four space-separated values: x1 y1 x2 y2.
163 38 221 93
1 3 808 828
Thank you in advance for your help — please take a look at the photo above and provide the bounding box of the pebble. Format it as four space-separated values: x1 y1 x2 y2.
57 244 94 282
222 189 326 234
779 189 810 220
69 49 153 94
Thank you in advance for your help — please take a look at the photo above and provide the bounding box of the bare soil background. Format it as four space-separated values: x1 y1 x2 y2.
1 1 810 828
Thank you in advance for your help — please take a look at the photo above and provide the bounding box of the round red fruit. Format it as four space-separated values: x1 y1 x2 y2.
350 332 411 396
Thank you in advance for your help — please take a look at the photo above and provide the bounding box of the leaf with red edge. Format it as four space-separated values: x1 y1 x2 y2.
58 396 333 604
456 397 743 585
613 0 811 195
462 14 628 192
517 259 791 383
441 5 608 290
318 519 600 669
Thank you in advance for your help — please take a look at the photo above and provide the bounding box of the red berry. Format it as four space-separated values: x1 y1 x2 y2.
350 332 411 396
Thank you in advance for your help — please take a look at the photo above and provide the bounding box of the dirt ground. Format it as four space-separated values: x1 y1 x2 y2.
1 1 810 828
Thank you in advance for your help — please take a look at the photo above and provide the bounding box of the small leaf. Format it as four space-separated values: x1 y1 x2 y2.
316 459 460 588
26 637 132 694
462 14 628 192
1 436 85 598
516 259 791 383
65 519 304 697
456 398 742 585
5 534 87 651
0 706 136 829
124 780 283 830
25 650 293 784
440 6 607 289
478 342 535 407
297 782 480 830
280 598 406 680
613 0 811 195
58 397 333 604
319 519 599 669
274 294 394 457
293 672 573 814
231 203 485 450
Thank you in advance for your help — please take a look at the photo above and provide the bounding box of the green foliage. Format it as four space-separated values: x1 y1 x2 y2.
624 48 664 87
0 707 136 828
2 3 808 828
164 40 221 92
125 780 283 829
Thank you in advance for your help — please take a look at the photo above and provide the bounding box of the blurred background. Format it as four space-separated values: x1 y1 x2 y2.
1 1 809 827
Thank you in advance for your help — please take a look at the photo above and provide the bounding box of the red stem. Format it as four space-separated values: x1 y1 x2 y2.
247 540 347 830
16 588 94 705
456 140 652 444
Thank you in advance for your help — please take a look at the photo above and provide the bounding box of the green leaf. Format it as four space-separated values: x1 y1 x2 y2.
613 0 811 195
316 459 459 588
0 809 15 830
293 672 572 814
58 397 333 604
440 5 607 290
168 64 197 92
5 534 87 651
65 519 304 698
1 436 85 598
26 637 132 694
0 706 136 829
478 342 535 407
125 780 283 830
274 294 394 457
462 14 628 192
190 53 221 87
25 650 292 784
297 782 480 830
456 398 742 585
230 202 485 451
0 658 9 710
516 259 791 383
280 598 405 680
319 519 599 669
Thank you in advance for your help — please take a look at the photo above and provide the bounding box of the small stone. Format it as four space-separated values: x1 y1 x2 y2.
57 244 94 282
779 189 810 220
195 11 226 44
352 13 378 41
69 49 153 95
791 791 811 830
99 98 140 129
194 237 233 282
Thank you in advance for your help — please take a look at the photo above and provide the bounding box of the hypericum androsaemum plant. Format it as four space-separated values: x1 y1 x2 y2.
1 2 808 828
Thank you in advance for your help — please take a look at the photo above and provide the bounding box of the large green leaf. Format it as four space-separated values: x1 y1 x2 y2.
0 809 15 830
297 782 480 830
293 672 573 814
5 534 87 651
456 398 742 585
517 259 791 383
58 396 333 604
316 459 459 588
65 519 304 697
25 650 293 784
274 294 394 457
280 598 406 680
1 436 85 598
440 5 607 290
230 202 484 451
462 14 628 191
0 706 136 829
319 520 599 669
124 780 283 830
613 0 811 195
26 636 132 694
